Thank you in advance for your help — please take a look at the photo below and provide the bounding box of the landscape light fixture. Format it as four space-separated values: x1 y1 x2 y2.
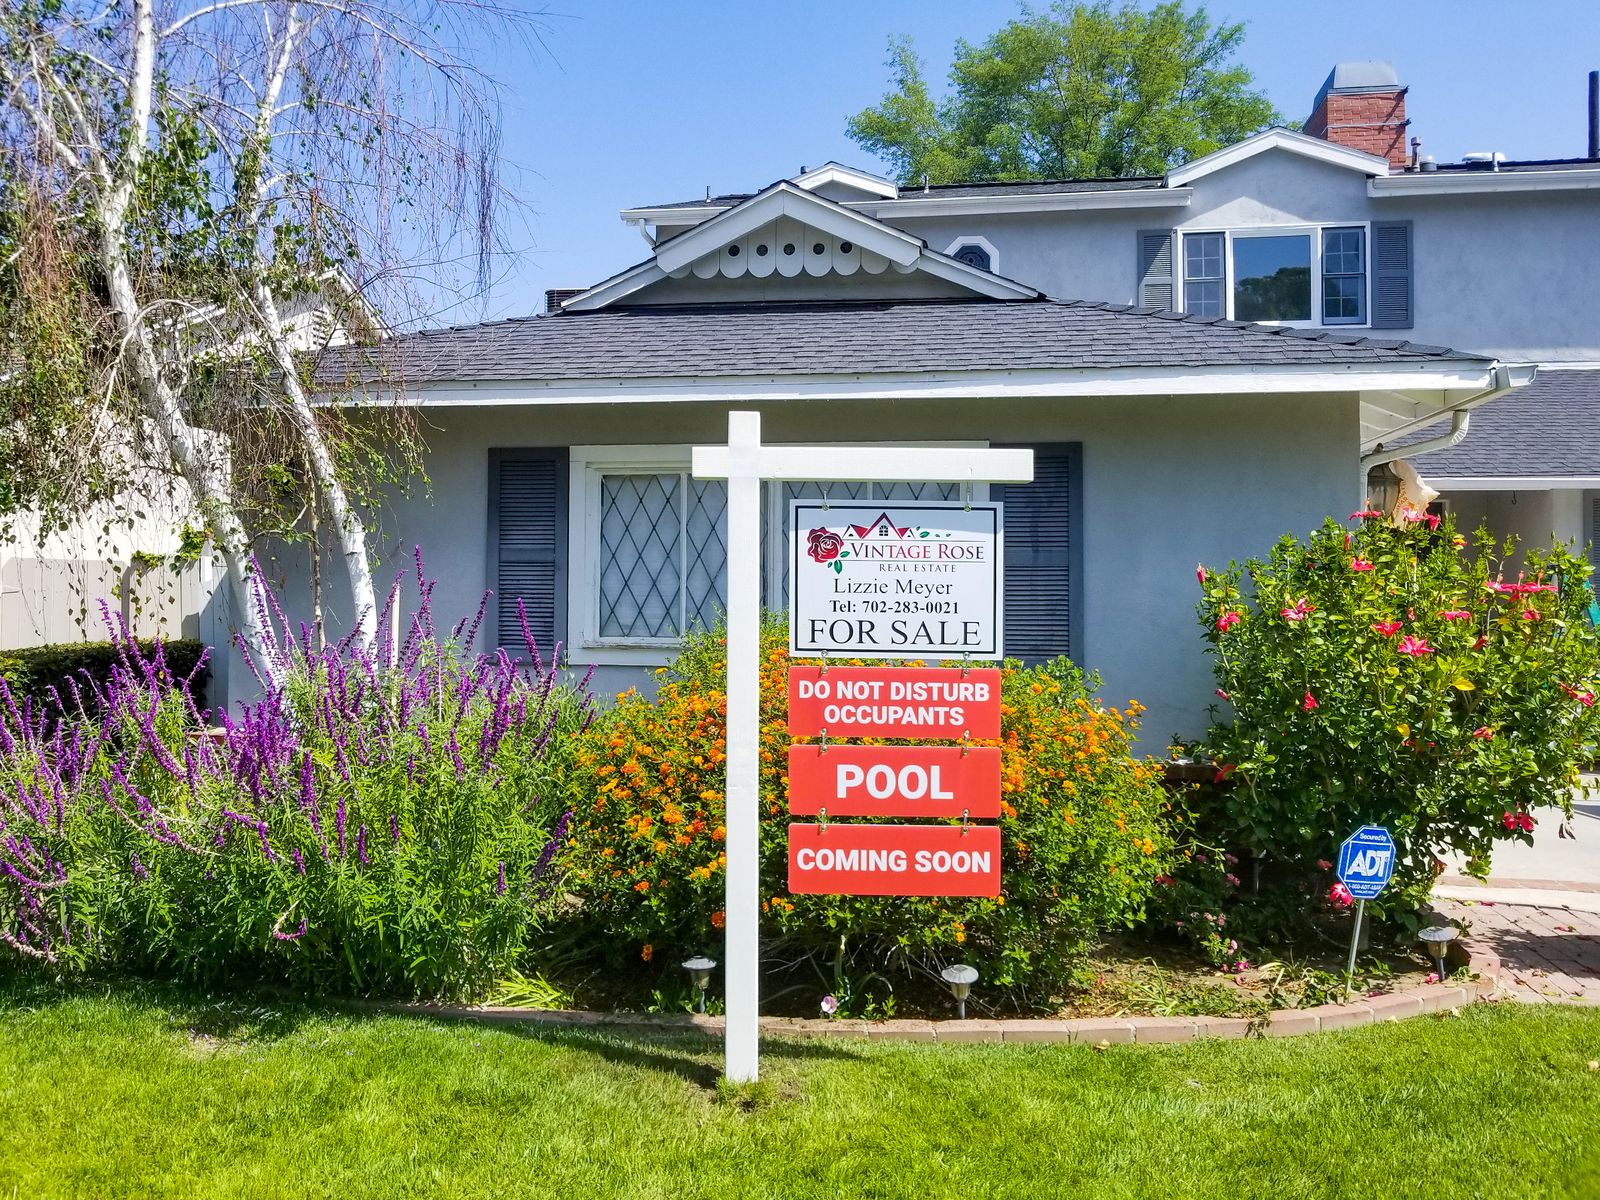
940 963 980 1020
682 956 717 1014
1417 926 1458 980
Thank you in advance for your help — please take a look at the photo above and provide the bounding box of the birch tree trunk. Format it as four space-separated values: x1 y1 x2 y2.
94 0 285 686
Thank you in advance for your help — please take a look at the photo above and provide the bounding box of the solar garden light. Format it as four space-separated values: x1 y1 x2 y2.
682 956 717 1014
940 963 979 1020
1418 926 1458 980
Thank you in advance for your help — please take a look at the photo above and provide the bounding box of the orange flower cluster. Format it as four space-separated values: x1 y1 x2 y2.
566 621 1173 984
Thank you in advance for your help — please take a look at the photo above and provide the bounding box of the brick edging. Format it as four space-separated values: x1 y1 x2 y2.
342 936 1497 1046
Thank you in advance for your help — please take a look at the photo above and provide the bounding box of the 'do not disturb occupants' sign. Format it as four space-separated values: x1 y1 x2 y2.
790 502 1002 659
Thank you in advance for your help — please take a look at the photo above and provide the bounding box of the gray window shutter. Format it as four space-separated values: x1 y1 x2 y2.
1590 496 1600 576
488 448 568 660
1371 220 1414 329
1136 229 1175 310
992 444 1082 665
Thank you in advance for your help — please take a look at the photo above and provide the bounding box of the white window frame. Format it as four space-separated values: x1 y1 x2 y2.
569 441 987 666
1176 222 1372 329
942 235 1000 275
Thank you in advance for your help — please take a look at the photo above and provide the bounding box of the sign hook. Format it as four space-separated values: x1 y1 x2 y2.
818 806 828 833
961 808 971 834
961 730 971 757
818 727 828 754
962 480 973 511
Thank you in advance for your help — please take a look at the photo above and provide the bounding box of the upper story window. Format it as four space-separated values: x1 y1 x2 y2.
1178 226 1367 327
945 236 999 275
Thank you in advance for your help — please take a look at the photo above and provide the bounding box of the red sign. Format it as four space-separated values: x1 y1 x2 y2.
788 823 1002 897
788 745 1001 819
786 666 1002 740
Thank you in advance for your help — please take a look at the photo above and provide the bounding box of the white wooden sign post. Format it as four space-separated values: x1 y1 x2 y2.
693 411 1032 1083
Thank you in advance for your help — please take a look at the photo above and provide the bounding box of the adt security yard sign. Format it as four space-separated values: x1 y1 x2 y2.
1336 824 1396 1000
1337 825 1396 900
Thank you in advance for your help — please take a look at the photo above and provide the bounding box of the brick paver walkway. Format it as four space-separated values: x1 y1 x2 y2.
1436 897 1600 1004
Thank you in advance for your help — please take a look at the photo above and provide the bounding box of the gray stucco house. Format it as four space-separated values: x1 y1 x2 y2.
260 59 1600 740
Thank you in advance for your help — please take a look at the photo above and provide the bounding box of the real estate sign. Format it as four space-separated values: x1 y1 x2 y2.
789 502 1002 659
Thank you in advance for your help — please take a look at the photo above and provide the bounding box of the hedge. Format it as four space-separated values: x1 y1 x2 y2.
0 639 209 714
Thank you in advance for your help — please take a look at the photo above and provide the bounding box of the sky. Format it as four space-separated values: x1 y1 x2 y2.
458 0 1600 324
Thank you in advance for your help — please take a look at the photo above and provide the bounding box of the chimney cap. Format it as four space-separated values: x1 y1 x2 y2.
1314 61 1402 106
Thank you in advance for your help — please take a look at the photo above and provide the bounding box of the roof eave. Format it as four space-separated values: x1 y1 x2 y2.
335 358 1508 410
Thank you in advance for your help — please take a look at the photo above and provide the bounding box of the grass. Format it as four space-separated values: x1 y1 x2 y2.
3 982 1599 1199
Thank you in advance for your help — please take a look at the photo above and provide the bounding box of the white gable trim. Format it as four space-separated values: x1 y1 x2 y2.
568 182 1038 310
792 161 898 199
560 261 668 312
1167 128 1391 187
655 184 921 273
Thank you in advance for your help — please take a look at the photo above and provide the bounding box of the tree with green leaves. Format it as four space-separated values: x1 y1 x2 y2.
0 1 541 678
847 2 1282 184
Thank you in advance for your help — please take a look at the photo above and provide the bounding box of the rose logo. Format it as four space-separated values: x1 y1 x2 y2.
807 527 844 564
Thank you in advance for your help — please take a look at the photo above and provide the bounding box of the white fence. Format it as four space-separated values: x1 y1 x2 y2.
0 551 218 650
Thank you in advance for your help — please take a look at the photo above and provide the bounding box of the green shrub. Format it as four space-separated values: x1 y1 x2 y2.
0 581 591 1000
1192 511 1600 934
564 619 1173 1013
0 638 208 712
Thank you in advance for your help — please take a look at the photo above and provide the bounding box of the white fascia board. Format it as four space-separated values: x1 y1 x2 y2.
624 187 1192 227
342 360 1506 409
1369 170 1600 196
559 261 668 312
619 205 731 224
1167 128 1390 186
1426 475 1600 490
914 252 1040 300
852 188 1191 218
792 162 898 199
655 185 921 274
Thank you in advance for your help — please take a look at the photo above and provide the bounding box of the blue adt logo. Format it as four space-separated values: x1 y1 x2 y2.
1337 825 1396 901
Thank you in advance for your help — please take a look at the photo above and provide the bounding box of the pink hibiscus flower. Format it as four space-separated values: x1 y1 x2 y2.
1397 634 1434 657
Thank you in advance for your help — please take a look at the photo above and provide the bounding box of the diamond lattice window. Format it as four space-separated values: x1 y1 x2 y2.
598 472 729 640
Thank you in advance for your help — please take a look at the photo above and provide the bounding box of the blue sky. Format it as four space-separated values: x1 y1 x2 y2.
461 0 1600 324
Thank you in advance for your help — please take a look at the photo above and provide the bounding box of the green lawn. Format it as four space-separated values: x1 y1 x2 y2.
3 985 1598 1199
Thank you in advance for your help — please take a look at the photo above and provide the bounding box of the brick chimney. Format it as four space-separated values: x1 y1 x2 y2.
1306 62 1410 169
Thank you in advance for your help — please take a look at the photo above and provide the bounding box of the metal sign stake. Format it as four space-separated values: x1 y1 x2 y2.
1344 899 1365 1002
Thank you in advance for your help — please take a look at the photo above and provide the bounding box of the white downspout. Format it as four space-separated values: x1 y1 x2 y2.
1360 364 1517 471
1361 407 1471 471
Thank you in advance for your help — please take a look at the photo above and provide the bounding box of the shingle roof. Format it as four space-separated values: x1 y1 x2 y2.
319 298 1489 388
1409 370 1600 477
1431 158 1600 174
637 177 1167 210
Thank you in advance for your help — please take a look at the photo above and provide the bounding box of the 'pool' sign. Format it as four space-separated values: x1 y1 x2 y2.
1337 825 1396 900
787 745 1001 819
787 823 1002 897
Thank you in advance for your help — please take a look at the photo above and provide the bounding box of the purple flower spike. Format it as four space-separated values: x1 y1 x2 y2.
390 813 400 844
131 854 148 882
272 917 309 942
496 862 506 895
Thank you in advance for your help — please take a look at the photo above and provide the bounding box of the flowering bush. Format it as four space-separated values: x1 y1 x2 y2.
564 619 1172 1011
1194 511 1600 924
0 561 591 999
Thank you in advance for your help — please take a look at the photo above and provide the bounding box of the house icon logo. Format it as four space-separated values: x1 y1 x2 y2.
848 513 910 539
